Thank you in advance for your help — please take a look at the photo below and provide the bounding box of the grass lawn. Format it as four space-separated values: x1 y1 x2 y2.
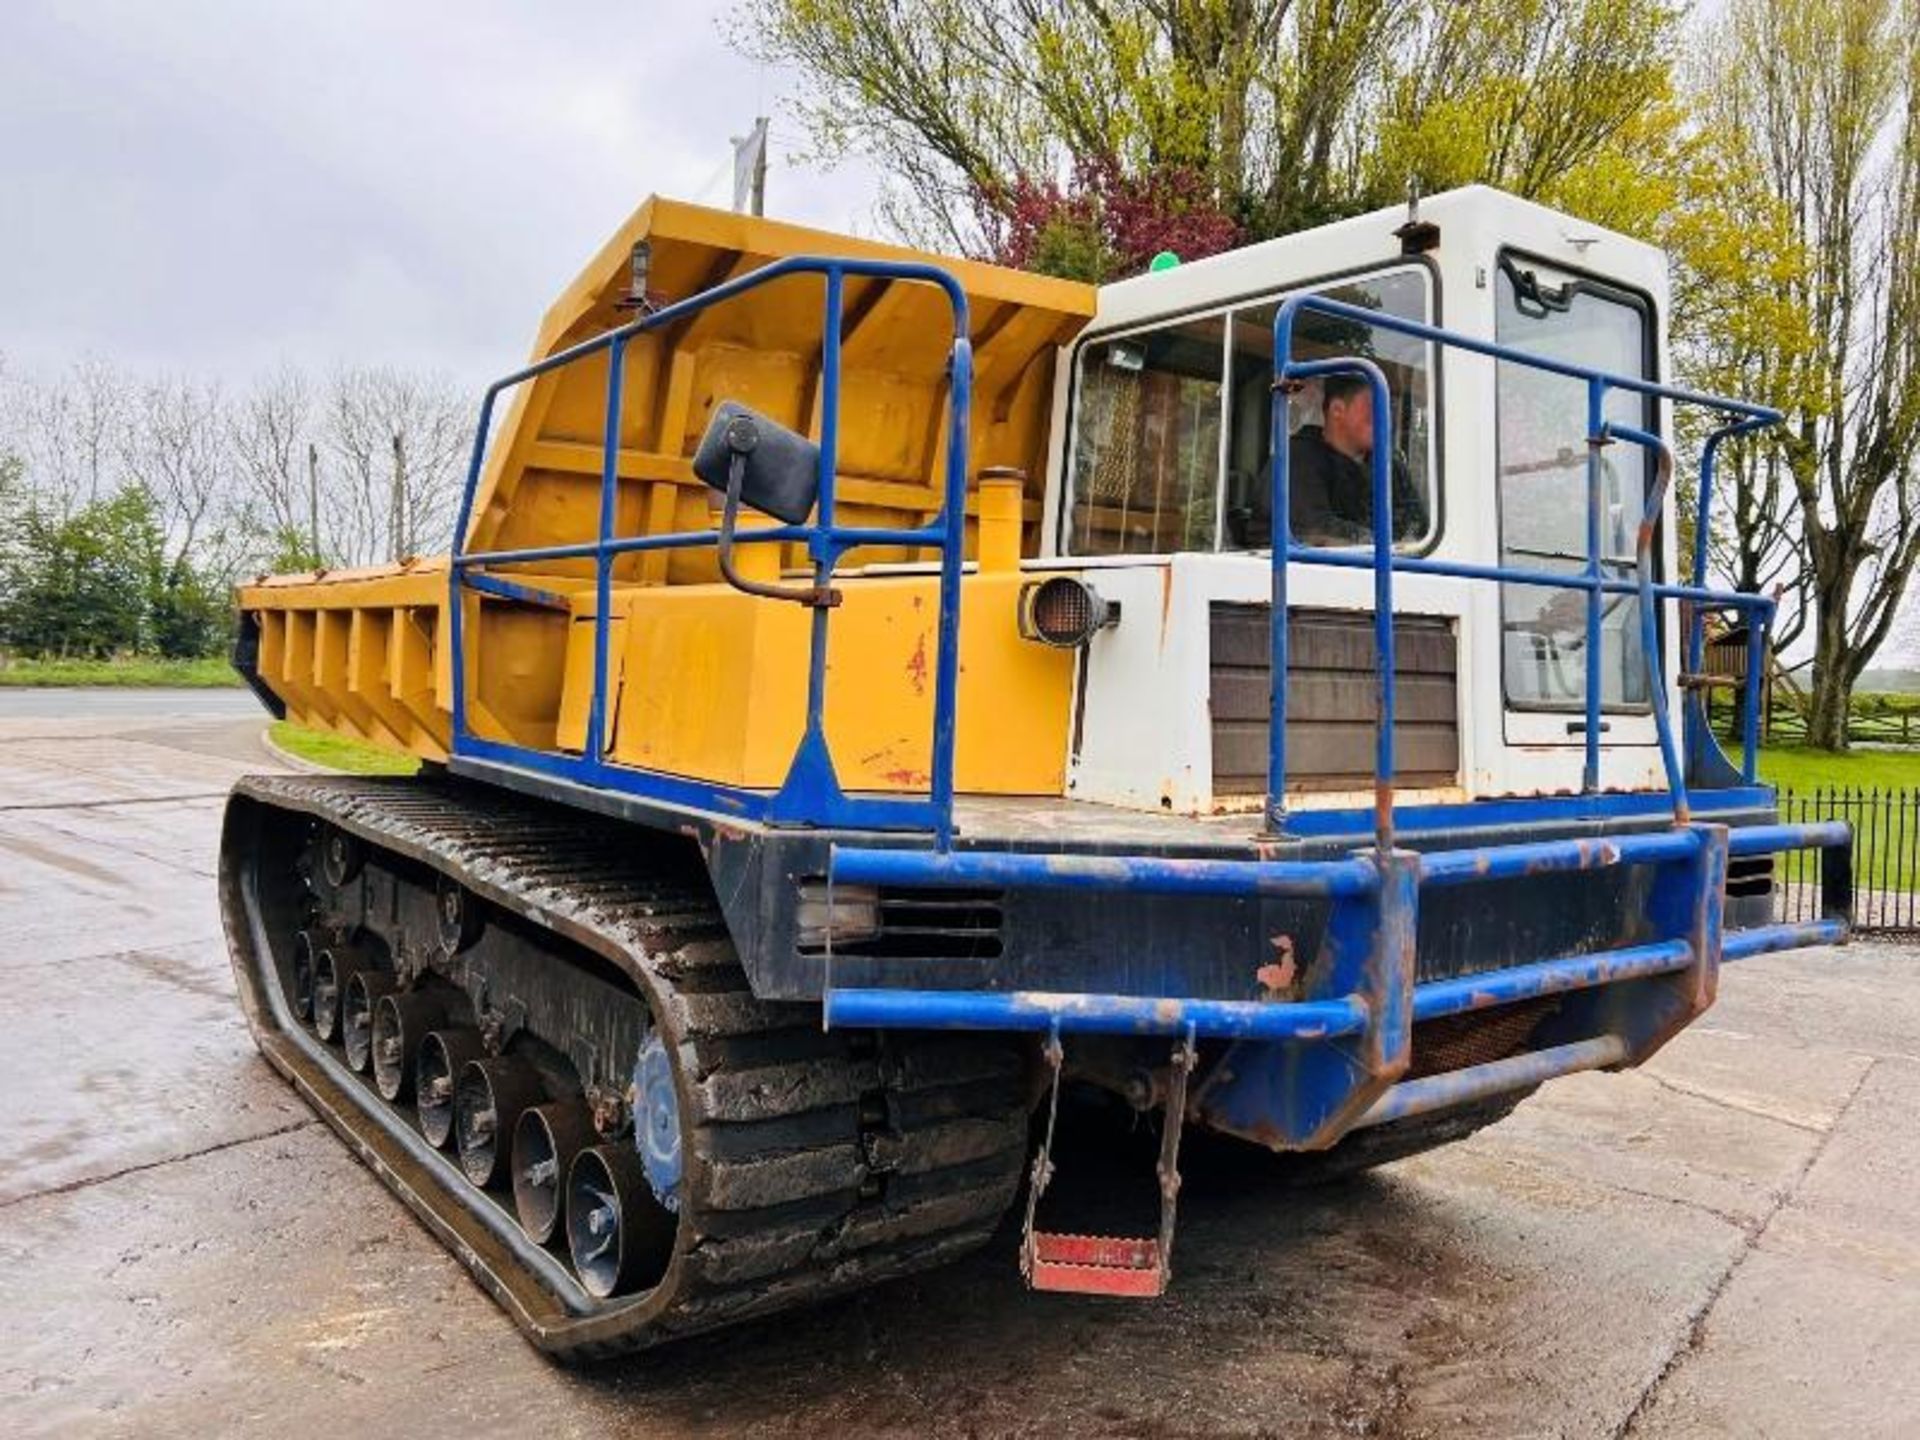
269 721 420 776
1757 745 1920 793
0 655 241 687
1757 745 1920 895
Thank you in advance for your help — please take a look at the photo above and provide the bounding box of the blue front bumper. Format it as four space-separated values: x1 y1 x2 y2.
823 821 1850 1149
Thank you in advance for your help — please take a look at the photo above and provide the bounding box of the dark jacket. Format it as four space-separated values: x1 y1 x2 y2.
1237 426 1428 548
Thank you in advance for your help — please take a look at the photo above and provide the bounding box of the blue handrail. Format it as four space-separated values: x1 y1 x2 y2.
446 255 975 846
1268 295 1785 846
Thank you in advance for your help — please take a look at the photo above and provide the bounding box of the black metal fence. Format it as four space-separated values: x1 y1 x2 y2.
1773 787 1919 935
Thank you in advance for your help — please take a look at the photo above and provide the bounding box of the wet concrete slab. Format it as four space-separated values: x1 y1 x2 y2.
1 702 1916 1438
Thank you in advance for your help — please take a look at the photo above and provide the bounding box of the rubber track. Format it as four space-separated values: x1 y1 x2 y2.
221 774 1030 1361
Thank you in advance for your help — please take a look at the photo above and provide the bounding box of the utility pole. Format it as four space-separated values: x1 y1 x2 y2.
390 430 407 562
306 441 321 565
732 116 769 216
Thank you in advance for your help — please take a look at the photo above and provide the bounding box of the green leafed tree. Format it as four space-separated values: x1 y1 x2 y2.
743 0 1687 255
0 484 166 659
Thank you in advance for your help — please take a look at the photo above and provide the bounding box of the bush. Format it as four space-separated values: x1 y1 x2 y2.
0 479 231 660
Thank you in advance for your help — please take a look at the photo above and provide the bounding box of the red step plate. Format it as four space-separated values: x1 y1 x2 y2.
1028 1232 1166 1297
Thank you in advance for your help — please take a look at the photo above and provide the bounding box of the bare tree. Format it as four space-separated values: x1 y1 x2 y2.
121 374 239 581
229 366 322 567
0 356 130 519
1696 0 1920 748
323 367 468 567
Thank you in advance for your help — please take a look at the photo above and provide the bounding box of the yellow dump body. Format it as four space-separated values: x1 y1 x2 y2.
239 198 1096 794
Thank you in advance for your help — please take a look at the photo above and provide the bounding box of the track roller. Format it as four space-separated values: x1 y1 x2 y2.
434 872 484 955
417 1029 485 1149
455 1056 548 1188
341 969 395 1074
512 1101 598 1245
371 989 453 1102
566 1145 674 1299
312 938 378 1043
290 930 317 1025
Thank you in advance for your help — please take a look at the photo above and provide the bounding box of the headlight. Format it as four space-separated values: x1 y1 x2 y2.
1017 576 1119 648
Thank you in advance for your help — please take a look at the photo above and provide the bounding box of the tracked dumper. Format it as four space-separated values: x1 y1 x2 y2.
223 188 1853 1359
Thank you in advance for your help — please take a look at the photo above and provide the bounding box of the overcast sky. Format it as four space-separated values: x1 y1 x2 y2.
0 1 880 388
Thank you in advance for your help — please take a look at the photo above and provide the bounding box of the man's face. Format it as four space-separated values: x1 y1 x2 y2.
1324 388 1374 458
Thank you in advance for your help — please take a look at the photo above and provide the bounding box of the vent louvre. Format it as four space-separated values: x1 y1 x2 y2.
1211 603 1460 794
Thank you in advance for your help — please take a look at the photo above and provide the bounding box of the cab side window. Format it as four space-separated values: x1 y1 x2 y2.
1225 271 1436 551
1066 315 1223 556
1063 267 1437 557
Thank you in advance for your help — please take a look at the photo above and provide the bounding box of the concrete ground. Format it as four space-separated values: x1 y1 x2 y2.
1 688 1916 1439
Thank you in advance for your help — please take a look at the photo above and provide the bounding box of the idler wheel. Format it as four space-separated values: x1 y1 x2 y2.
416 1030 485 1149
320 827 364 888
566 1145 676 1299
342 970 396 1074
512 1101 599 1245
371 989 452 1102
454 1056 547 1189
290 930 317 1025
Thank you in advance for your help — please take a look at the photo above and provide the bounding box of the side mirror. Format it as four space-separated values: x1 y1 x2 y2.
690 401 835 607
692 401 820 524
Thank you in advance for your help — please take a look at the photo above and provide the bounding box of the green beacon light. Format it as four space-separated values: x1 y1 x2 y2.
1148 250 1181 272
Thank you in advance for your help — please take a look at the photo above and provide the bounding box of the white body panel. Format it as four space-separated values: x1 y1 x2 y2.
1038 186 1681 817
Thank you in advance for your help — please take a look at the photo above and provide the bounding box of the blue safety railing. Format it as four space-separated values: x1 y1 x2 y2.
446 256 974 845
1265 294 1784 849
820 296 1851 1148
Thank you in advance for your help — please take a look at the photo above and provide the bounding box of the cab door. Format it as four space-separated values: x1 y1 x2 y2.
1493 254 1662 757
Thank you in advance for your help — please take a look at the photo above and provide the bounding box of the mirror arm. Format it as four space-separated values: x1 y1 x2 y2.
717 453 841 608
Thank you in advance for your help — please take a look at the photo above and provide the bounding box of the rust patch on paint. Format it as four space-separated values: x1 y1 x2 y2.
905 633 929 696
1256 935 1298 996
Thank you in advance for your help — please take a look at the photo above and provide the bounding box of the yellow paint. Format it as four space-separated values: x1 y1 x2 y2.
234 196 1095 796
608 571 1074 794
977 477 1025 573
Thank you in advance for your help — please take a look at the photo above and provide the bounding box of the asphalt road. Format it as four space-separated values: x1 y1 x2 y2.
2 692 1917 1438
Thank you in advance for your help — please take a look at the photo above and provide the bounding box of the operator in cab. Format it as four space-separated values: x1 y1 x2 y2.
1239 373 1427 548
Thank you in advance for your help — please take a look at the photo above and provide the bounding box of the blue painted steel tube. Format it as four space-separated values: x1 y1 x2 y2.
447 385 504 749
1725 820 1851 856
929 331 972 850
794 267 845 783
1351 1034 1629 1130
455 522 950 569
823 987 1371 1041
443 252 979 838
1417 828 1701 888
1604 421 1687 822
1723 919 1847 960
1279 545 1776 611
1688 416 1776 674
1411 939 1693 1022
1270 354 1399 849
1740 603 1772 784
1275 295 1782 425
586 334 627 765
459 571 570 610
830 845 1381 899
1584 377 1606 793
1267 367 1293 832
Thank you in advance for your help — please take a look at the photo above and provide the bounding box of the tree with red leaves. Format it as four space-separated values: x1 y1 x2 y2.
977 157 1244 282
